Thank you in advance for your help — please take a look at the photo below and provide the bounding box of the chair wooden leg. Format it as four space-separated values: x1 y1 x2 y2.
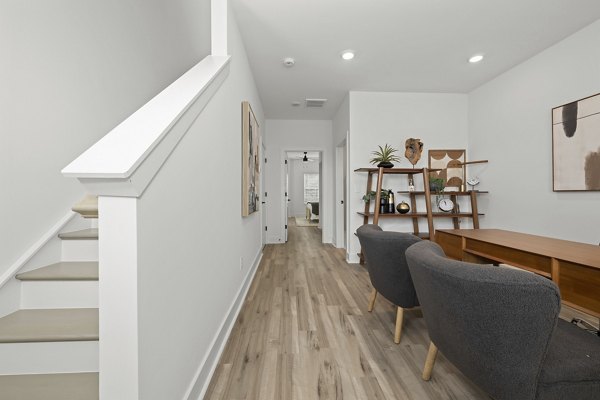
422 341 438 381
368 289 377 312
394 307 404 344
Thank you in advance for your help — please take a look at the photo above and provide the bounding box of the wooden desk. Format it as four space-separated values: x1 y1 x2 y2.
436 229 600 318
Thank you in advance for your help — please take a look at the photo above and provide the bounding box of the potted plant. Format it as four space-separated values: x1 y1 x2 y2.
429 176 446 207
370 144 401 168
429 177 445 193
362 190 389 203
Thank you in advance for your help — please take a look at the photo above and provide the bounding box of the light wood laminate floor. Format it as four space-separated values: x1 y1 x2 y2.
205 220 489 399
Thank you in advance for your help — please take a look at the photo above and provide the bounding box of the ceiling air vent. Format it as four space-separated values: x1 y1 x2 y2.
305 98 327 108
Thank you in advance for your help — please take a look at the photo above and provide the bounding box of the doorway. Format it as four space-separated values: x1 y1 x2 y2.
285 151 322 241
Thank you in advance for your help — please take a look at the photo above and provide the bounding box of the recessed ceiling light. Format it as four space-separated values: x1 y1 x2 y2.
341 50 355 60
469 54 484 63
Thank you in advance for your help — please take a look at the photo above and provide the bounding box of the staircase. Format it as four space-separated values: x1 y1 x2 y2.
0 198 99 398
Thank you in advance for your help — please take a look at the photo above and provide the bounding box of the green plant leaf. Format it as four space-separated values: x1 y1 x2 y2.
369 143 401 165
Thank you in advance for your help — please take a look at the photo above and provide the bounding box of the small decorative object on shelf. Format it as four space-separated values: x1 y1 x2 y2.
370 144 401 168
404 138 424 167
387 189 395 213
362 190 388 203
380 196 388 214
429 176 445 193
408 176 415 192
438 198 454 212
467 177 480 191
396 201 410 214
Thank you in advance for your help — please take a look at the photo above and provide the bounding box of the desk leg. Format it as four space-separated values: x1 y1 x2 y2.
551 258 559 286
470 191 480 229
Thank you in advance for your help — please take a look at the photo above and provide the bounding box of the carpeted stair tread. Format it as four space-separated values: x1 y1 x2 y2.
58 228 98 240
0 372 98 399
0 309 98 343
16 262 98 281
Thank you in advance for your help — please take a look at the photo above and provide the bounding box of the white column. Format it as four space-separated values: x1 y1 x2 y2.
98 196 139 400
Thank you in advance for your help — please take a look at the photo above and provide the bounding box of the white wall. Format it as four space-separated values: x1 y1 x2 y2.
333 95 350 147
264 120 333 244
347 92 469 262
0 0 210 279
134 7 264 400
469 19 600 244
288 159 320 217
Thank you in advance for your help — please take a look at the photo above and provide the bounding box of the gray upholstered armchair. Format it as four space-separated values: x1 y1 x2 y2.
406 240 600 400
356 224 421 344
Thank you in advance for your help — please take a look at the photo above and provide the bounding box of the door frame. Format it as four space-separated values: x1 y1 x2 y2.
335 137 348 249
282 148 325 243
261 140 267 247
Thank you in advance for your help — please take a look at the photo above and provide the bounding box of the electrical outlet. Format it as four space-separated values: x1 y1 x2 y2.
240 257 243 271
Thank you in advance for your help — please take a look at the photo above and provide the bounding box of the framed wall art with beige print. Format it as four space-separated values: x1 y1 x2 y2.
242 101 260 216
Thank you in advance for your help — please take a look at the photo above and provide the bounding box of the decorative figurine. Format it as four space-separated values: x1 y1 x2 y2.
405 138 424 167
467 177 480 191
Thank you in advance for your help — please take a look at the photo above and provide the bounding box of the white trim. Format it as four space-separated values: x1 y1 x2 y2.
347 252 360 264
184 248 263 400
62 56 230 197
0 211 76 290
282 148 327 244
334 140 346 249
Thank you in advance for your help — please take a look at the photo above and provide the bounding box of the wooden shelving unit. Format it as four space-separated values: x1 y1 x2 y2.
356 167 434 235
355 167 487 264
396 190 488 230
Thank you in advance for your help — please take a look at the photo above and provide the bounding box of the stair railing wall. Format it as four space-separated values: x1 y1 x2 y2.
61 2 266 399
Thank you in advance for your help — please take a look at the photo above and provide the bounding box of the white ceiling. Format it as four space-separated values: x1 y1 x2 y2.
231 0 600 120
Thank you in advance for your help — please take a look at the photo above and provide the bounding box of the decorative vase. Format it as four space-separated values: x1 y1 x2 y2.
377 161 394 168
379 197 388 214
396 201 410 214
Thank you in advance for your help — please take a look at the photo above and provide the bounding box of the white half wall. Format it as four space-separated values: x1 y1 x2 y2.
468 19 600 244
264 120 333 244
133 7 264 400
0 0 210 281
347 91 469 262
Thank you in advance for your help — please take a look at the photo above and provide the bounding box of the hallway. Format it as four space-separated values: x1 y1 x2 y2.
205 221 487 399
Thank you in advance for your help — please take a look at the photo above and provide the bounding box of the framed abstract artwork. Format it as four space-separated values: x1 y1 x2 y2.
552 93 600 191
242 101 260 216
428 149 466 191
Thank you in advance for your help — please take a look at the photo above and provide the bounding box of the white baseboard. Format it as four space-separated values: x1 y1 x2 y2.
184 248 263 400
347 252 360 264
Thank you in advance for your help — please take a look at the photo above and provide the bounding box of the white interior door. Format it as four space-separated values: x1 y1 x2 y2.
261 142 267 247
